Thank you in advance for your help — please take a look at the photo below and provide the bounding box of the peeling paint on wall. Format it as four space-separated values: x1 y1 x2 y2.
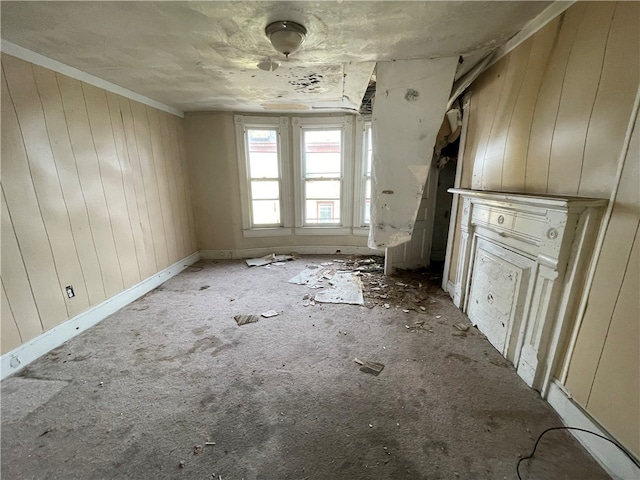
368 57 458 249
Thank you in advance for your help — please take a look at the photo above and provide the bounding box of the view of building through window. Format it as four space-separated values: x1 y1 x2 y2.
236 116 369 234
302 130 342 224
247 129 280 226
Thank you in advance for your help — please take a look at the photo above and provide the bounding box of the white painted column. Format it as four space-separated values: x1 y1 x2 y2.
368 57 458 249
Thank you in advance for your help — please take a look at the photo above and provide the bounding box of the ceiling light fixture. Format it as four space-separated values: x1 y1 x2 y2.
265 21 307 58
257 57 280 72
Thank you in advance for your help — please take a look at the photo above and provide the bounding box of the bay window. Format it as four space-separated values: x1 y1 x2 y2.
236 115 369 237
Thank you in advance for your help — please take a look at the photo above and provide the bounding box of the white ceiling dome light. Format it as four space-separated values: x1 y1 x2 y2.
257 57 280 72
265 21 307 58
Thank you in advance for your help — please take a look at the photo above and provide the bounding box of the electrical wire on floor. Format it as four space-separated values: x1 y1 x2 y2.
516 426 640 480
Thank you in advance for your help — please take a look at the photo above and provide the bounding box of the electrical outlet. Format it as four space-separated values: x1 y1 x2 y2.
65 285 75 298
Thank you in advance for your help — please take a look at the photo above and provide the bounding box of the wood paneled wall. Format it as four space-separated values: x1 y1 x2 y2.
460 1 637 197
447 2 639 456
565 112 639 456
1 54 197 354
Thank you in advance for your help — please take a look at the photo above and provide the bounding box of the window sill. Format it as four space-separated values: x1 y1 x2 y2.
242 228 293 238
352 227 371 237
294 227 351 236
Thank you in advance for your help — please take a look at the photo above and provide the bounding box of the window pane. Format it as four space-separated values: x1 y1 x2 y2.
364 179 371 225
305 129 341 144
305 153 341 178
304 130 341 178
305 200 341 224
248 129 278 178
305 180 340 200
251 180 279 200
364 200 371 225
366 126 373 175
252 200 280 225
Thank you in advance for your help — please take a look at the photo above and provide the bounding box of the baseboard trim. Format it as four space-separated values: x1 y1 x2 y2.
1 251 200 380
200 245 383 260
546 380 640 480
445 280 457 300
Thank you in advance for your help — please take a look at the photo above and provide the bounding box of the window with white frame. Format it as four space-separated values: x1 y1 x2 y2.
351 118 373 234
363 123 373 225
293 116 354 233
302 129 342 224
235 116 291 236
247 128 280 225
236 115 357 237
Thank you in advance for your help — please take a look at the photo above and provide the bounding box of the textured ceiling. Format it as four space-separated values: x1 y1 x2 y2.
0 1 551 113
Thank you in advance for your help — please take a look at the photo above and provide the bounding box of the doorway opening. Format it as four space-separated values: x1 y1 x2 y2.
430 137 459 278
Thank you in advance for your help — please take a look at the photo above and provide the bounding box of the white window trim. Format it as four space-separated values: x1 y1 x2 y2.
353 117 371 236
235 115 292 237
292 116 354 236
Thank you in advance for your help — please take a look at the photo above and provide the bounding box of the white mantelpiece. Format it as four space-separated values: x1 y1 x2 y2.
448 189 606 396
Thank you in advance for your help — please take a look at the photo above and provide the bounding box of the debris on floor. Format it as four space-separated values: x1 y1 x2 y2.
288 265 332 287
406 320 434 333
234 314 261 326
193 445 202 455
289 264 364 305
245 253 295 267
314 272 364 305
199 285 210 291
453 323 469 332
178 460 185 468
302 294 315 307
354 357 385 376
261 310 279 318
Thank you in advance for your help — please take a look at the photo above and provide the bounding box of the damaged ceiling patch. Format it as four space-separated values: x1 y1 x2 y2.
288 72 325 92
368 57 459 249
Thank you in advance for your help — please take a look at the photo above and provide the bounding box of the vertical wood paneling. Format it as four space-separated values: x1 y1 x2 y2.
174 114 198 253
524 4 585 192
547 2 615 194
3 56 89 318
146 107 178 263
578 2 639 197
160 112 187 258
117 97 157 277
586 228 640 454
455 2 637 201
1 53 195 354
501 17 559 190
481 40 531 190
83 83 139 288
1 282 22 353
105 92 145 282
1 188 43 342
470 61 509 189
1 69 69 330
565 115 639 403
130 101 170 269
31 65 106 305
57 74 125 298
